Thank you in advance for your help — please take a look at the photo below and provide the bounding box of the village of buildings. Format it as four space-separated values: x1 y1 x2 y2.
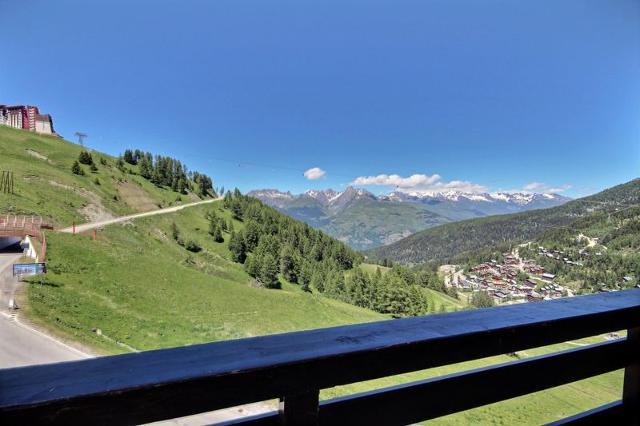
448 251 572 305
0 104 58 136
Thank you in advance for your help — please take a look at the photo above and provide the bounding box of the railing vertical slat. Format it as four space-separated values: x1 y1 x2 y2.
279 390 319 426
623 327 640 423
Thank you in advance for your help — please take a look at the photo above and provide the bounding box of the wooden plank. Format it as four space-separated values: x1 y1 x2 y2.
547 400 624 425
214 411 279 426
1 290 639 425
623 327 640 424
318 339 631 425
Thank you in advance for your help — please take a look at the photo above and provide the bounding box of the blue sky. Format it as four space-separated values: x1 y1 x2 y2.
1 0 639 197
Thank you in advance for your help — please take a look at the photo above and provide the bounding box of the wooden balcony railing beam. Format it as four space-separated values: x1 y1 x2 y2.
1 290 639 426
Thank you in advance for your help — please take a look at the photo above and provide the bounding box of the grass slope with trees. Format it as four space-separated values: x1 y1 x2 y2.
25 201 385 353
0 126 214 226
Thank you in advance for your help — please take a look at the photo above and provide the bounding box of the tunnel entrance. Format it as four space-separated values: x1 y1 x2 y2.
0 236 23 253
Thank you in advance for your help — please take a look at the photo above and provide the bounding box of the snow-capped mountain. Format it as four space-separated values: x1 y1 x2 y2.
379 190 570 221
307 187 377 214
246 189 294 208
254 187 378 214
382 190 569 206
248 187 571 250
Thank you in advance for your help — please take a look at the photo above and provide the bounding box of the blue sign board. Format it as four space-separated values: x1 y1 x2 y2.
12 263 46 277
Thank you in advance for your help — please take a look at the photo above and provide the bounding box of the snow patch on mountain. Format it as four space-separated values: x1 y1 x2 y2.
248 189 294 199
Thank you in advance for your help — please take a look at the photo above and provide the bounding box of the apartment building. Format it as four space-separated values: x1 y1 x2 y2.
0 104 56 135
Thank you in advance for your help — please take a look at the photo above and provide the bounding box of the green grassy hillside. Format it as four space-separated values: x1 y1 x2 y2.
25 202 385 353
0 126 204 226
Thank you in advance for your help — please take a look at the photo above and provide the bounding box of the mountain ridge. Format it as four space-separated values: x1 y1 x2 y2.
251 187 570 207
248 186 571 250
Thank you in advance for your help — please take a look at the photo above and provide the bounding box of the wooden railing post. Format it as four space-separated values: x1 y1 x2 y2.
623 327 640 424
279 390 320 426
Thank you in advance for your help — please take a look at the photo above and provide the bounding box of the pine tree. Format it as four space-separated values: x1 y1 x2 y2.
244 254 260 277
279 244 298 283
228 231 247 263
123 149 136 165
298 261 311 289
260 253 280 289
223 192 232 209
311 271 324 292
207 213 218 235
213 223 224 243
232 201 244 221
243 221 261 251
143 153 153 177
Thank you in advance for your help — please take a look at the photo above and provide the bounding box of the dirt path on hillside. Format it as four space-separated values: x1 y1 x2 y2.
576 233 607 253
59 197 221 233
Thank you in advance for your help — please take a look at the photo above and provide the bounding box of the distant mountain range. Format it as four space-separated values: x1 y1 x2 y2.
365 178 640 265
248 187 571 250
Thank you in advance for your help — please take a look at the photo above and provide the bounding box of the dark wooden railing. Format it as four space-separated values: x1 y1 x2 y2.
1 289 639 425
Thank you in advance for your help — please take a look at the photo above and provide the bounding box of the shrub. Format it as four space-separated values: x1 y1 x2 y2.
471 291 495 308
71 161 85 176
185 240 201 253
78 150 93 165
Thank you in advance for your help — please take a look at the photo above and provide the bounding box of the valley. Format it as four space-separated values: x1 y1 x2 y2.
250 187 569 250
